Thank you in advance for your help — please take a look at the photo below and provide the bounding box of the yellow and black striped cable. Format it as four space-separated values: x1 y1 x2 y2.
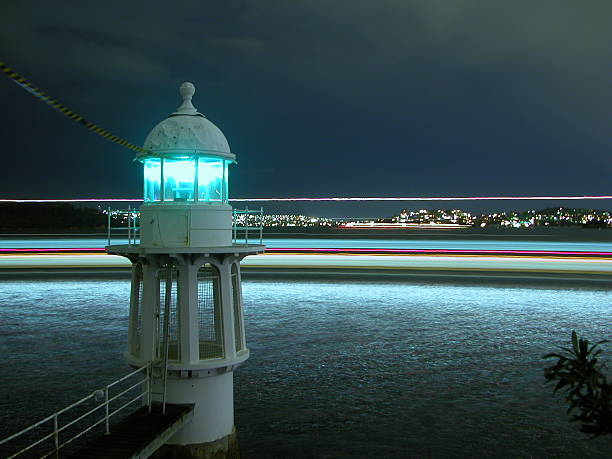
0 61 149 155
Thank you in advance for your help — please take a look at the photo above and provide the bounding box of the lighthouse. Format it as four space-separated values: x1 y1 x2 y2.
107 82 264 457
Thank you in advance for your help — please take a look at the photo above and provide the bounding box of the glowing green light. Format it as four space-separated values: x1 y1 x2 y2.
142 155 230 203
198 158 224 202
164 158 196 202
144 158 161 202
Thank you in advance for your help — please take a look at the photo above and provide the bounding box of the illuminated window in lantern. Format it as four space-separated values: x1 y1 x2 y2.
198 158 226 203
223 161 229 202
163 158 196 202
143 158 161 202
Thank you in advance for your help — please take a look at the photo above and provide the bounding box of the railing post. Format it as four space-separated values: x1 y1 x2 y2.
104 386 110 435
53 414 59 457
232 208 235 243
260 207 263 244
147 365 152 413
245 206 249 244
128 205 132 246
107 206 111 246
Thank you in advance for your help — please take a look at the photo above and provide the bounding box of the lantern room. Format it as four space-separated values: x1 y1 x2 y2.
137 82 237 248
138 82 235 205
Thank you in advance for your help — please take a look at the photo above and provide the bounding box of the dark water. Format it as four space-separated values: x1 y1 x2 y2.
0 276 611 458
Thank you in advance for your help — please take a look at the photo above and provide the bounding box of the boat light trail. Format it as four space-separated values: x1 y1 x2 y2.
2 247 612 257
2 195 612 203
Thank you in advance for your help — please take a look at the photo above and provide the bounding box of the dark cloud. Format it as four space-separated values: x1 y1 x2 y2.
1 0 612 212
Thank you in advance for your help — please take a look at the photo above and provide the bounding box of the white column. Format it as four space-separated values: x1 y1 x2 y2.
127 262 141 356
177 256 200 364
234 261 246 351
165 372 234 444
218 257 236 359
140 257 160 362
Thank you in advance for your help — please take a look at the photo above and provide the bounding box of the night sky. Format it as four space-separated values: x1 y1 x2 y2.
2 1 612 216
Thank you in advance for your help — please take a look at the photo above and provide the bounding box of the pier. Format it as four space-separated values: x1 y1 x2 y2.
70 403 193 459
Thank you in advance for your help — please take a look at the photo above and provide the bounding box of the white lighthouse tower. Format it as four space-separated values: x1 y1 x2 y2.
107 82 264 458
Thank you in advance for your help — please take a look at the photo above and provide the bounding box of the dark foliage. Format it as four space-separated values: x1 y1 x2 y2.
0 203 106 229
543 331 612 437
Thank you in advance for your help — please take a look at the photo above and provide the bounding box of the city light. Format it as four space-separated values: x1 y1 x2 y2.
2 195 612 203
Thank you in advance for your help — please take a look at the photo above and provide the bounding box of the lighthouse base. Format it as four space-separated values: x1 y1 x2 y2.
152 427 240 459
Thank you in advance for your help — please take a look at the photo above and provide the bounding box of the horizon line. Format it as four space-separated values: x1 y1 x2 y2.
1 195 612 203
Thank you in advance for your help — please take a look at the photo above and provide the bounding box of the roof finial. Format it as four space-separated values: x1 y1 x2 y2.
176 82 197 114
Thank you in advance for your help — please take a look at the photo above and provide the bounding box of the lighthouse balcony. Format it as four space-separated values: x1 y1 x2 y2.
124 347 250 374
105 206 265 249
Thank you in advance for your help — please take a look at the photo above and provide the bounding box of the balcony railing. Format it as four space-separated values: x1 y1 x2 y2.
106 206 139 246
232 207 264 245
105 206 263 246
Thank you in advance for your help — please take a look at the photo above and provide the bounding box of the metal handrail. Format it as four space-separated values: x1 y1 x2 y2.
105 206 264 246
106 207 140 246
0 364 151 458
232 207 264 245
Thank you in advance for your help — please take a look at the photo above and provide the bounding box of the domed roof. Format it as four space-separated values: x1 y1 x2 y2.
140 82 235 161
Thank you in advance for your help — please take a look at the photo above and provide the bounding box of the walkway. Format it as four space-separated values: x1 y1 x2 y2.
70 403 193 459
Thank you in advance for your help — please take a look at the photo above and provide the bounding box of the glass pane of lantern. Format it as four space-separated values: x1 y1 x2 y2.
143 158 161 202
197 158 224 203
163 158 195 202
223 161 229 203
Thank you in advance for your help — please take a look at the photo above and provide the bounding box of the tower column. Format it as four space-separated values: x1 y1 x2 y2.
140 257 160 362
176 256 200 364
127 261 142 356
233 262 246 352
218 256 236 359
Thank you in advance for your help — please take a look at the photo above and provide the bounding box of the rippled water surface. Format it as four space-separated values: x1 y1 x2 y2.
1 277 611 458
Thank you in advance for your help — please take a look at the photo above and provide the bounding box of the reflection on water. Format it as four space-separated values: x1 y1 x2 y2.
0 277 610 458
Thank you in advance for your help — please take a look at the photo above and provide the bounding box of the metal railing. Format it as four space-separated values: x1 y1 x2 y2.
0 364 151 458
106 206 139 246
106 206 264 246
232 207 264 245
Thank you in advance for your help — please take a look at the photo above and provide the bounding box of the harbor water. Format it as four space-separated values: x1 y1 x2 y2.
0 275 611 458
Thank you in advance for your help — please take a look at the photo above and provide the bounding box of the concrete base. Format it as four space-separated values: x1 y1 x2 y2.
152 427 240 459
158 371 234 444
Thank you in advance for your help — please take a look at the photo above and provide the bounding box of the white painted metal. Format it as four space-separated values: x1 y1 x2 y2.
105 82 266 449
139 204 233 248
104 206 263 247
163 372 234 444
161 267 172 414
141 82 235 162
106 206 111 245
127 205 132 245
231 207 264 245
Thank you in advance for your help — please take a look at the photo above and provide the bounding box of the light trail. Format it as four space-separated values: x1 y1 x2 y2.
2 195 612 203
2 251 612 275
2 247 612 257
